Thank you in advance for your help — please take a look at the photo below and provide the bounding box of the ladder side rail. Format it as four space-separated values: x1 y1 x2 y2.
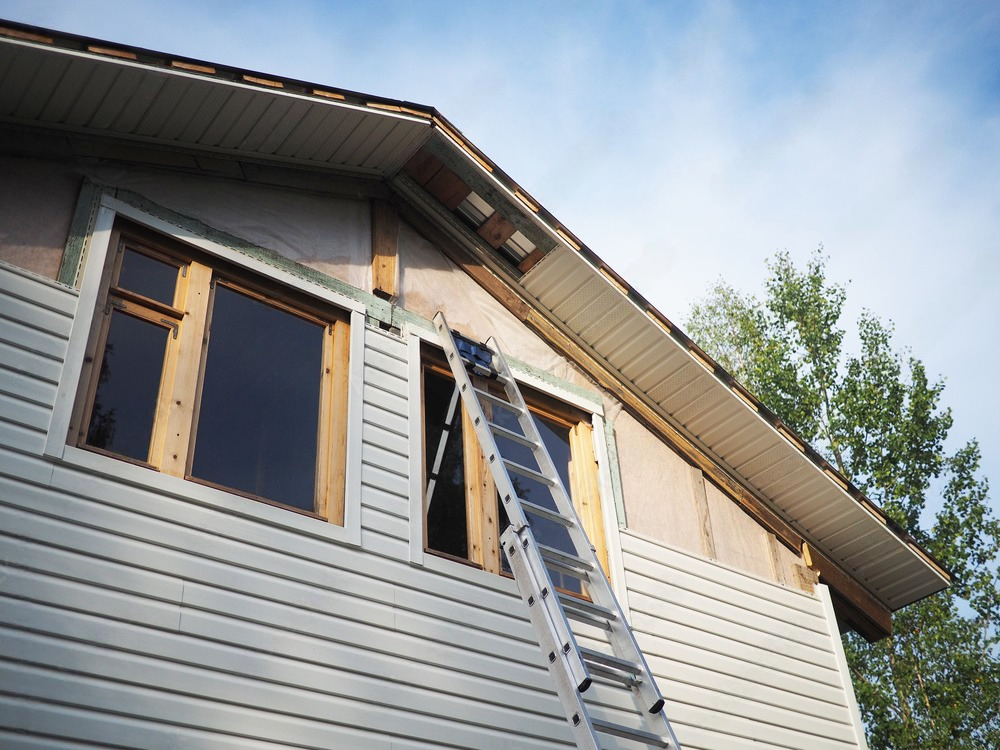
432 313 591 690
581 551 669 716
489 337 587 528
487 328 670 713
488 331 676 731
433 316 530 534
502 527 602 750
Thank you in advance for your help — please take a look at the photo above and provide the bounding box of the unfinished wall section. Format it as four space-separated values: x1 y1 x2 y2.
0 155 80 279
611 406 807 591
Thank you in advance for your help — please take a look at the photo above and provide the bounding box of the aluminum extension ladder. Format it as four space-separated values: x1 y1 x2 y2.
432 312 681 750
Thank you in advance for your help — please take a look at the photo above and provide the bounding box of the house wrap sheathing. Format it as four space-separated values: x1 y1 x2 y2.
0 21 950 750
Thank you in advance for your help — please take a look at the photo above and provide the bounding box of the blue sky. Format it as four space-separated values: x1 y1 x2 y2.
3 1 998 521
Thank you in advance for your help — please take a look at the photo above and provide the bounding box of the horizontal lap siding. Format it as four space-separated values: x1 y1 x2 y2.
0 264 76 454
622 530 862 750
0 270 572 749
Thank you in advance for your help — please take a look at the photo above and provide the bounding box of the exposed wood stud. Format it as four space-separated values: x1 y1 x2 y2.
689 347 716 373
243 75 284 88
0 26 53 43
87 45 137 60
731 384 759 411
777 424 806 452
808 543 892 640
425 166 472 210
312 88 347 100
569 422 609 574
403 150 444 186
514 189 539 212
518 248 547 274
326 321 350 526
556 228 581 251
476 211 516 250
171 60 216 74
824 467 850 491
371 200 399 301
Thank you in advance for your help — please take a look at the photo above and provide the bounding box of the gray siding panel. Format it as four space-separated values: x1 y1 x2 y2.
0 266 75 451
0 270 574 748
0 263 863 749
622 530 864 750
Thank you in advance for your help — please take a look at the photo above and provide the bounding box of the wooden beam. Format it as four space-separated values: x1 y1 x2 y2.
805 543 892 641
403 149 444 186
476 211 517 250
518 248 547 274
371 200 399 301
425 166 472 210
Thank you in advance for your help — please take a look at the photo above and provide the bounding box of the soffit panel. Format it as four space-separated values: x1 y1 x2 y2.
0 39 430 175
519 245 948 610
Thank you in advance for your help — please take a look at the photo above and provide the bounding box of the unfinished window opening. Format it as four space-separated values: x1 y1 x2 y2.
73 221 350 522
421 347 607 588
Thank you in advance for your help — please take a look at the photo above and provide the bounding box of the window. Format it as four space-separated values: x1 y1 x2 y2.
70 221 350 521
421 347 608 589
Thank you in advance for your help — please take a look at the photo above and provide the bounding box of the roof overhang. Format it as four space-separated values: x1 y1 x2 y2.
0 22 950 621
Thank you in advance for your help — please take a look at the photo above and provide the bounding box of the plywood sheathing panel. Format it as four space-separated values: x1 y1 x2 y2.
704 480 778 581
613 409 714 560
0 155 80 279
395 221 592 391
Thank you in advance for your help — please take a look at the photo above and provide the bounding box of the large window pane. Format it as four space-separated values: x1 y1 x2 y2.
191 285 323 511
117 249 179 306
86 310 170 462
424 369 468 558
495 407 580 591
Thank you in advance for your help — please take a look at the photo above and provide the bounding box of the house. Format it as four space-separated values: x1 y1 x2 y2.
0 20 950 750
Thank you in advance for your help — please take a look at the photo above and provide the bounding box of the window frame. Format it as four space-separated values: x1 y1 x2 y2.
46 194 366 544
411 333 611 583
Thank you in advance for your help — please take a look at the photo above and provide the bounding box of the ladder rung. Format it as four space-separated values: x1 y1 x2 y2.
504 459 554 486
473 387 521 413
591 718 672 748
489 421 537 449
558 591 617 629
519 499 575 527
579 646 642 686
539 543 594 579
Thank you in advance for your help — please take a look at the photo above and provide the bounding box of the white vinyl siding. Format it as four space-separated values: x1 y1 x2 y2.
622 529 866 750
0 263 574 749
0 261 864 750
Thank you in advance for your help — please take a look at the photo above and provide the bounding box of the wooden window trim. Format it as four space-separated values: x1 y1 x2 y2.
421 346 609 579
72 220 350 524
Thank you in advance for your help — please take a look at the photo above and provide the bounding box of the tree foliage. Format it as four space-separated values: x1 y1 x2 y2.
687 250 999 748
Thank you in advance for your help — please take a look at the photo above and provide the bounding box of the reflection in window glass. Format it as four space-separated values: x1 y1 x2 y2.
86 311 170 462
424 369 468 558
117 249 179 306
191 286 323 511
495 407 580 592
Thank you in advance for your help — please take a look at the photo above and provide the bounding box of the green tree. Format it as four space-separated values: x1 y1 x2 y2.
687 250 999 748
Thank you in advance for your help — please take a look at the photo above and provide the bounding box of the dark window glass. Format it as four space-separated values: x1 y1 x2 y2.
424 369 468 558
117 249 179 306
495 406 580 592
191 285 323 511
86 311 170 462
